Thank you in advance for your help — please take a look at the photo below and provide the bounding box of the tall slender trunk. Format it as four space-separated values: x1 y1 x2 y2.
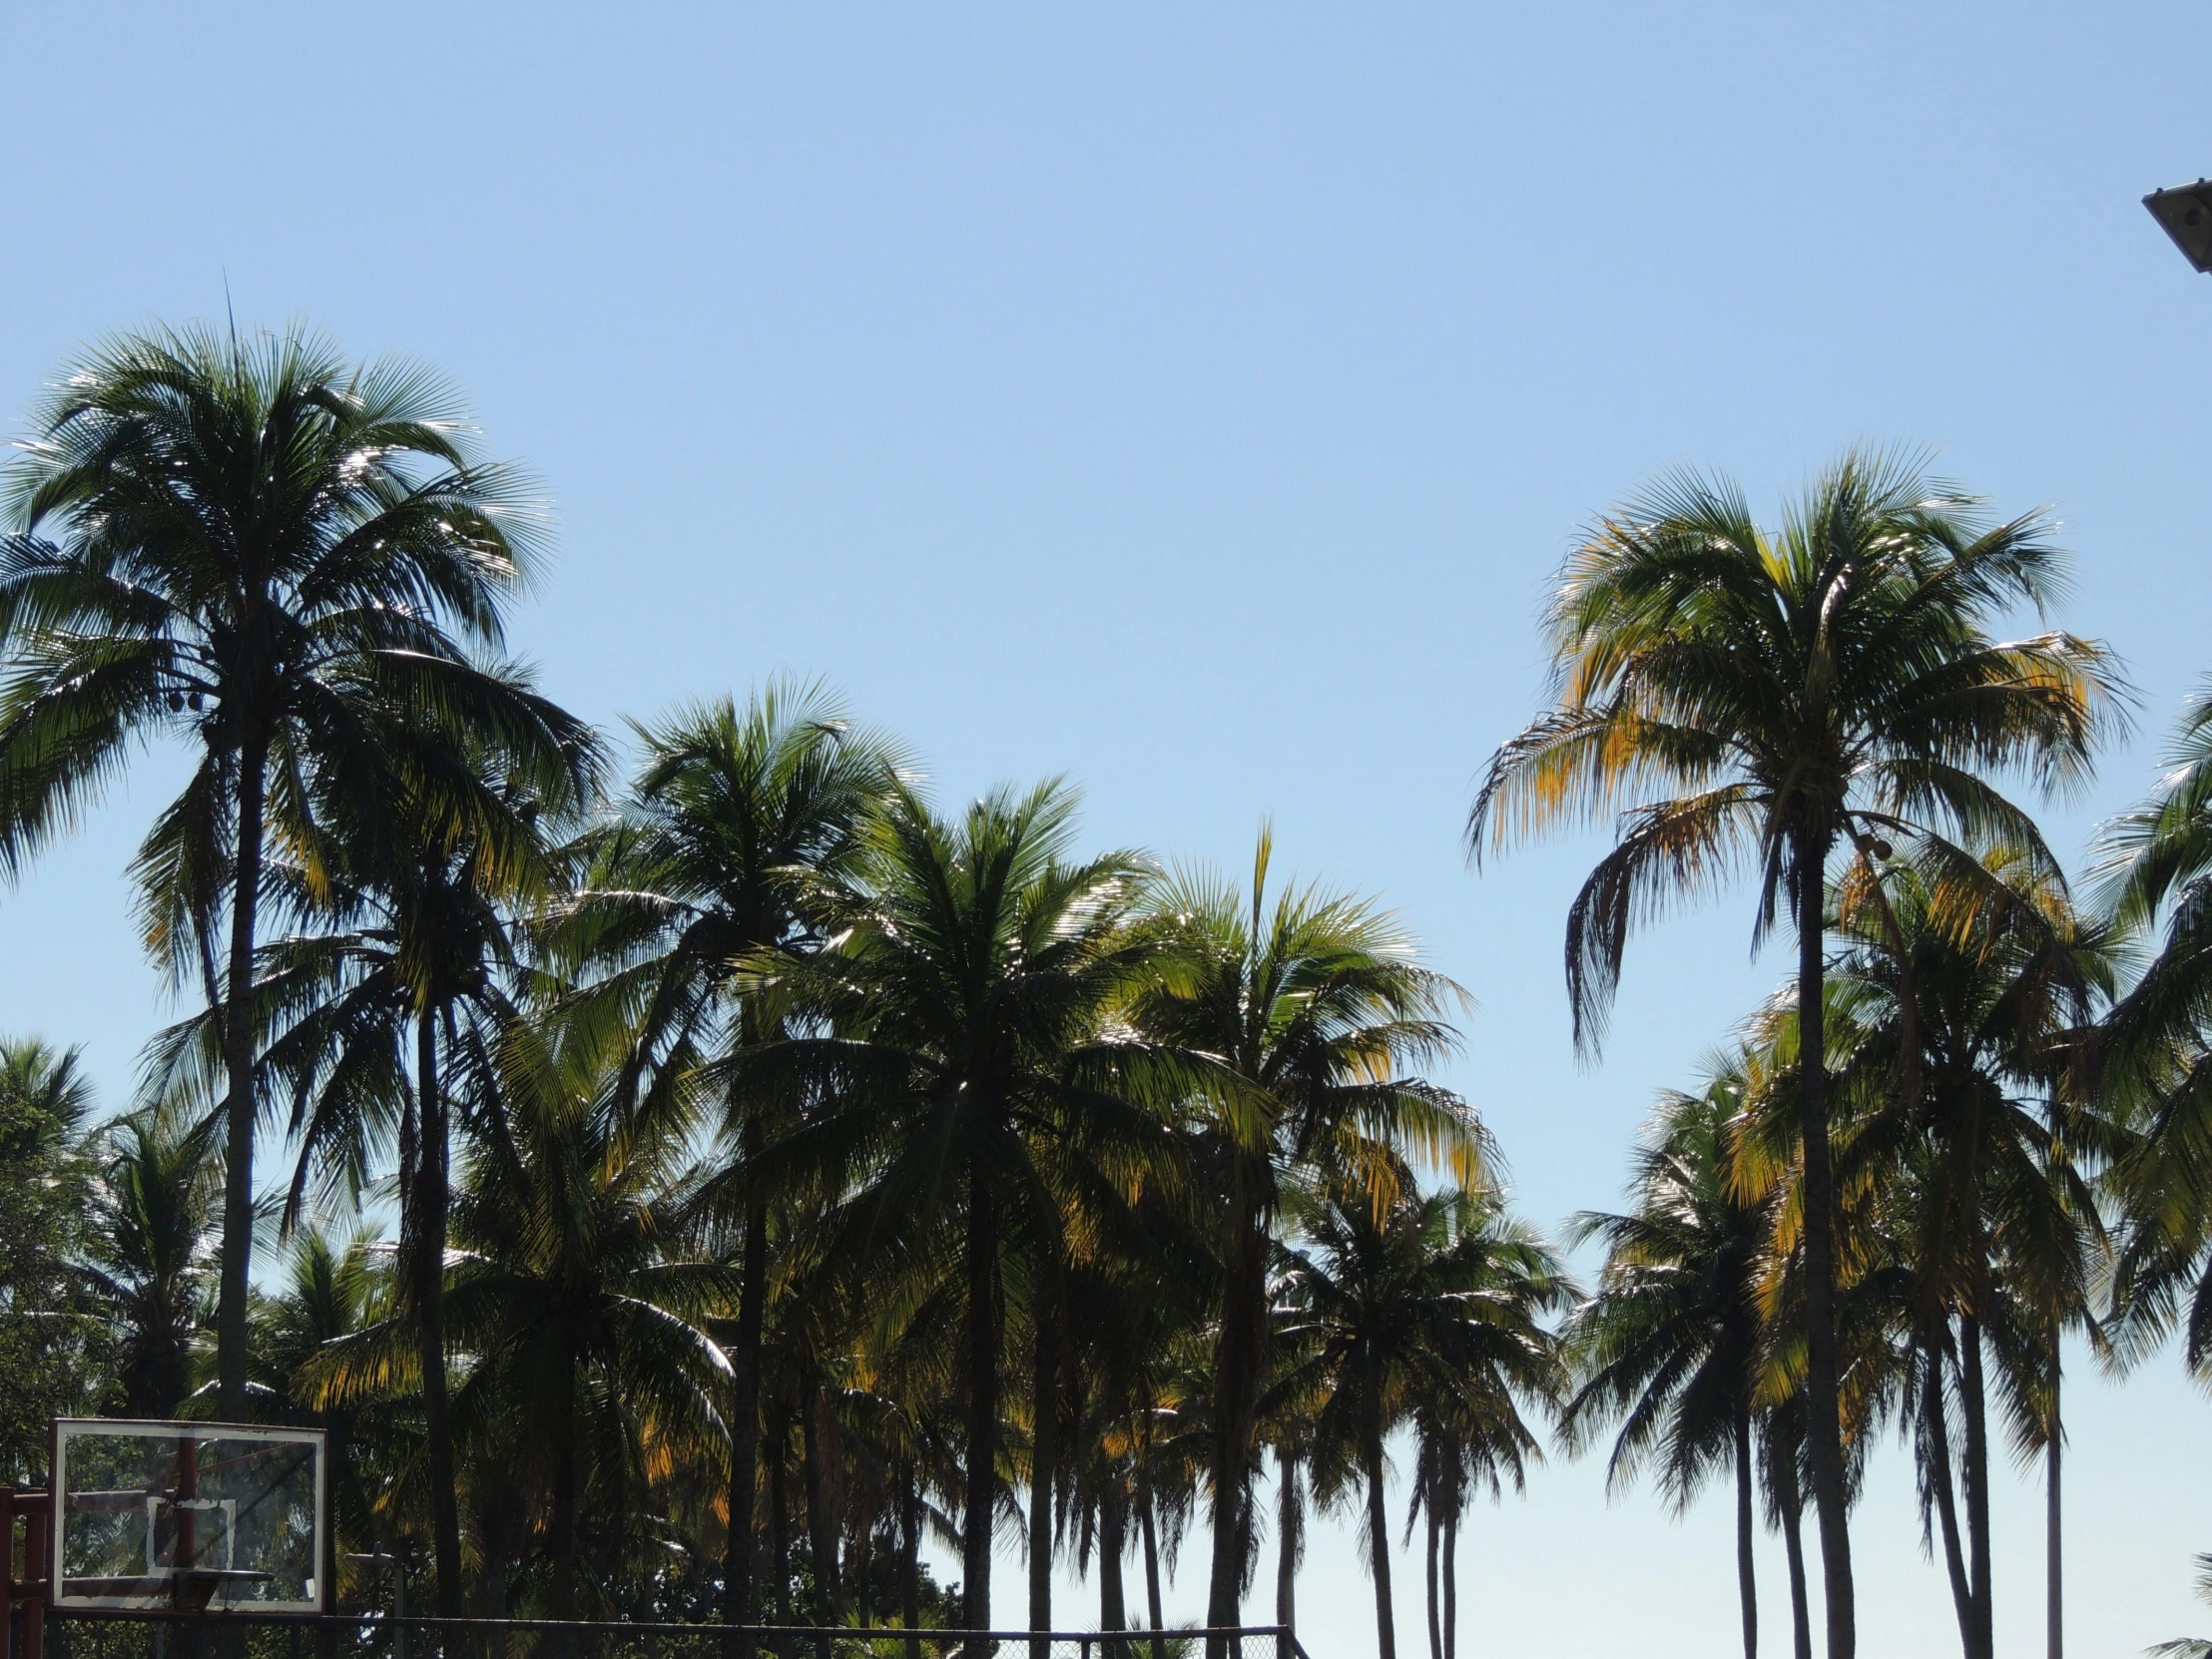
1208 1169 1269 1654
1441 1511 1457 1659
1423 1503 1441 1659
1030 1306 1060 1649
963 1171 1000 1636
725 1175 769 1632
215 726 271 1418
1363 1405 1395 1659
550 1360 582 1625
1794 835 1856 1659
1735 1409 1758 1659
900 1463 922 1659
1140 1482 1166 1659
1961 1316 1993 1659
1776 1425 1812 1659
851 1513 872 1629
1925 1341 1973 1657
2046 1352 2062 1659
481 1493 516 1622
1100 1487 1129 1638
1274 1448 1300 1632
803 1373 843 1623
767 1408 793 1622
408 1009 463 1619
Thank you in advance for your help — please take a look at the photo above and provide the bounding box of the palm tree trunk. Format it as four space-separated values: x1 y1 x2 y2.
1100 1487 1129 1639
1961 1316 1993 1659
1275 1448 1300 1633
1924 1342 1973 1657
409 1010 464 1620
1030 1307 1059 1650
1775 1425 1812 1659
1423 1503 1441 1659
1441 1511 1456 1659
803 1373 843 1623
900 1462 922 1659
725 1181 769 1633
1735 1409 1758 1659
770 1410 794 1627
1362 1407 1395 1659
1794 833 1856 1659
1208 1174 1269 1655
551 1363 582 1626
963 1170 1000 1637
2046 1351 2061 1659
852 1519 872 1630
215 725 270 1418
1140 1480 1166 1659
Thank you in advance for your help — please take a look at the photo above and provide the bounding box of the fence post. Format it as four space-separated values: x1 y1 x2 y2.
19 1492 45 1659
2 1487 15 1659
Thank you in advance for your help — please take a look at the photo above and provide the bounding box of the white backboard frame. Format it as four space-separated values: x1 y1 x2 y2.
50 1418 328 1613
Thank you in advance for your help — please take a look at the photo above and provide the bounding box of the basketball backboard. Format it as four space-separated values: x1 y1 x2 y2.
50 1420 326 1612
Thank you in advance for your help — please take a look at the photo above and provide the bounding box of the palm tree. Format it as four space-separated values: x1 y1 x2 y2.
1824 850 2112 1659
144 675 595 1615
2093 679 2212 1383
747 779 1174 1634
1563 1061 1771 1659
0 1038 103 1477
1279 1179 1569 1659
1468 448 2121 1659
544 680 899 1631
81 1110 219 1416
1129 831 1483 1645
0 324 554 1412
317 1020 733 1620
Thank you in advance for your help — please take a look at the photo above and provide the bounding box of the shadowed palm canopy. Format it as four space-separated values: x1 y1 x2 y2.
540 677 905 1119
1562 1066 1768 1507
1467 448 2123 1049
1279 1179 1571 1528
1133 832 1488 1210
0 322 553 973
739 777 1183 1274
2087 681 2212 1374
1824 849 2115 1337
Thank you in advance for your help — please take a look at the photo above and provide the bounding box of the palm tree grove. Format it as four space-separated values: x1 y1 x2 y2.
7 319 2212 1659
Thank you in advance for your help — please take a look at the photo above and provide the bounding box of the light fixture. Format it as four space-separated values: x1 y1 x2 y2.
2145 180 2212 273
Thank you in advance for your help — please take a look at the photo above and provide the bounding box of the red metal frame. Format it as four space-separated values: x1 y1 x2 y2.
2 1420 59 1659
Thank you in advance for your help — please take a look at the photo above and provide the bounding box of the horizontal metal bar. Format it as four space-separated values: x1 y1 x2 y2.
47 1627 1292 1654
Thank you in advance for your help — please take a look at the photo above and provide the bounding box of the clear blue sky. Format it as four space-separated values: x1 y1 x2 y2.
3 3 2208 1652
